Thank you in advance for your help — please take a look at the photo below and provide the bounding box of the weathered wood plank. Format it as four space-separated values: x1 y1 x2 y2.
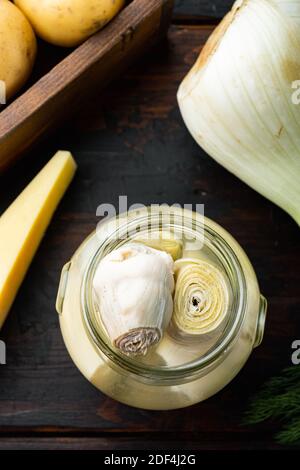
174 0 234 19
0 434 282 450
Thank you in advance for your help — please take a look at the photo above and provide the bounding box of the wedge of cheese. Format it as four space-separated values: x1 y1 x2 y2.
0 150 77 328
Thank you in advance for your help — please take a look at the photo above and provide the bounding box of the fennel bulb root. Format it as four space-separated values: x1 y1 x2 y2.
178 0 300 225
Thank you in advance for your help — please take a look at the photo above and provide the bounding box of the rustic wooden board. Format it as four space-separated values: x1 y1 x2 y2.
0 24 299 450
174 0 234 19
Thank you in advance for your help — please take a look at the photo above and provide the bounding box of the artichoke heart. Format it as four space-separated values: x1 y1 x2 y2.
171 258 229 338
93 243 175 356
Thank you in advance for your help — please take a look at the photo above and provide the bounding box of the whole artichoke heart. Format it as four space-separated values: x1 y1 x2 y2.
93 243 175 356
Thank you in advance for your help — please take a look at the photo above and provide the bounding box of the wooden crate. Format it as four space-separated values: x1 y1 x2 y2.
0 0 174 172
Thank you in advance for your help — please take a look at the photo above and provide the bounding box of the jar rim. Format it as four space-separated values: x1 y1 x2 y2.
81 207 248 383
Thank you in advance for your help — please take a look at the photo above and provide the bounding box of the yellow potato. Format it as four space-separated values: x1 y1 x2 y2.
14 0 126 47
0 0 37 100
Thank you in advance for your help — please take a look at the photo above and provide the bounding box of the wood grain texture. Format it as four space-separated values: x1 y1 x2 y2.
174 0 234 19
0 434 283 450
0 24 299 450
0 0 174 172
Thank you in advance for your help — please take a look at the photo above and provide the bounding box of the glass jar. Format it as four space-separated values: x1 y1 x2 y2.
56 206 267 410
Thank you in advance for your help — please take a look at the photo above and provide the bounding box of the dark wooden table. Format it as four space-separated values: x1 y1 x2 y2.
0 0 299 450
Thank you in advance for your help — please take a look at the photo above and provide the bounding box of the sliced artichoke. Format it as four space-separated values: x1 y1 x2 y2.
136 237 183 261
171 258 229 338
92 243 175 356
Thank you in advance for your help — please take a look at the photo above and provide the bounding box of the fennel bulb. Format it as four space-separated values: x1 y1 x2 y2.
178 0 300 225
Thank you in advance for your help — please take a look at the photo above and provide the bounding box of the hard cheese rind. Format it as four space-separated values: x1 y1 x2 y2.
0 150 77 328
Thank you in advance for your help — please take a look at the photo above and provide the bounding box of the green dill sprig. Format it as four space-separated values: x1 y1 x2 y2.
244 367 300 445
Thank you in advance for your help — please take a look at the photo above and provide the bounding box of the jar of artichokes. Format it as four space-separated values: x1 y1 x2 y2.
56 206 266 410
